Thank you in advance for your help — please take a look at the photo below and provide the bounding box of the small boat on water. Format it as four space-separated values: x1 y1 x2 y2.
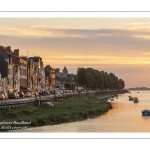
128 96 134 101
142 109 150 116
134 97 139 103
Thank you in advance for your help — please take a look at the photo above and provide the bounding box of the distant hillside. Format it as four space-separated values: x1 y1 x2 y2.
128 87 150 90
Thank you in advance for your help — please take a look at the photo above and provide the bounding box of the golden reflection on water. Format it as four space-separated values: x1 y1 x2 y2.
18 90 150 132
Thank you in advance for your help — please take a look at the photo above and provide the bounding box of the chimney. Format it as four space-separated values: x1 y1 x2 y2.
14 49 19 56
6 46 11 53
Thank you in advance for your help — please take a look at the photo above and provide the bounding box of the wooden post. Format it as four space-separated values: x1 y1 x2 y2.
79 91 81 97
54 91 58 101
63 91 65 98
38 95 41 109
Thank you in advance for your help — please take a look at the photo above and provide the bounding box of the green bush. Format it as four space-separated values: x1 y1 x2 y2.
37 116 47 125
0 94 114 129
3 110 18 118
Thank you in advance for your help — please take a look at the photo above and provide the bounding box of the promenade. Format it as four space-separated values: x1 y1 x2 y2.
0 90 128 112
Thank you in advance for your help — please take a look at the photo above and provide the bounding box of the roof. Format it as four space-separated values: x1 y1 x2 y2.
44 65 53 72
28 57 40 62
63 77 74 82
0 45 20 64
0 54 8 61
63 66 68 72
69 73 77 77
20 56 28 61
56 76 74 82
9 54 20 64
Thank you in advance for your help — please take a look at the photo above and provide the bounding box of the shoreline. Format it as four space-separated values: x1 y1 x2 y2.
0 90 129 132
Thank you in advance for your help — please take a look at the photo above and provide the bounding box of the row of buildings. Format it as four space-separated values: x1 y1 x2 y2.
0 45 75 94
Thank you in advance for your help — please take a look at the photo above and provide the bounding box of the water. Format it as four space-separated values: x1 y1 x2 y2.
19 90 150 132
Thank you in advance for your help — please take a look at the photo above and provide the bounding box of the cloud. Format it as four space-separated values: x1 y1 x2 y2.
117 22 150 29
0 26 87 38
143 52 150 55
42 55 150 65
1 24 150 40
1 24 150 59
1 20 150 88
1 25 150 54
131 82 137 84
1 24 150 49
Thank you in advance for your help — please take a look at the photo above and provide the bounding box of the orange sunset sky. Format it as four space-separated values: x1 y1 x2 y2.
1 18 150 88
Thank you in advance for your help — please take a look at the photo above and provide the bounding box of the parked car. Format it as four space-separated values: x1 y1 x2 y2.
45 91 50 95
65 90 70 93
34 92 39 96
14 92 20 99
18 92 25 98
0 93 5 100
30 92 35 97
60 90 65 94
4 92 8 99
0 92 8 100
9 92 17 99
25 92 31 97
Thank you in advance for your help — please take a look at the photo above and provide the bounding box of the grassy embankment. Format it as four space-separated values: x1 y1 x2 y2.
0 90 129 130
0 96 112 129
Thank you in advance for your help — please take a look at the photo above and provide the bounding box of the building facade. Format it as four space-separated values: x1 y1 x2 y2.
29 57 45 93
44 65 55 91
0 45 76 94
19 57 28 92
0 46 15 93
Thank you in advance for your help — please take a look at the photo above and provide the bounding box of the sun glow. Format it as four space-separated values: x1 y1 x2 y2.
1 18 150 88
43 55 150 66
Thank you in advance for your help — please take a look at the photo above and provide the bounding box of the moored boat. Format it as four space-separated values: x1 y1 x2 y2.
128 96 134 101
134 97 139 103
142 109 150 116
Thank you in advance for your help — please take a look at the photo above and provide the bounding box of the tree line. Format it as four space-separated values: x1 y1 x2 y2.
75 67 125 90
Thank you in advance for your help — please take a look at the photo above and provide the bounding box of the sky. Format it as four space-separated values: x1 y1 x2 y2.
1 18 150 88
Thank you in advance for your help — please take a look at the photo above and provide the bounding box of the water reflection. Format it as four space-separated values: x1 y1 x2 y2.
18 90 150 132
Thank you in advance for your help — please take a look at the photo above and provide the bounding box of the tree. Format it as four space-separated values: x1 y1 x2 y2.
118 79 125 89
64 82 76 90
64 82 72 89
77 68 87 85
76 67 125 90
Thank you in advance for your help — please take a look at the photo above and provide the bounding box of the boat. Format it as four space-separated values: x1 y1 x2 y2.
142 109 150 116
44 102 54 107
134 97 139 103
128 96 134 101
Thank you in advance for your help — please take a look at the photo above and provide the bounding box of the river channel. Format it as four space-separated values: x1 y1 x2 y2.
19 90 150 132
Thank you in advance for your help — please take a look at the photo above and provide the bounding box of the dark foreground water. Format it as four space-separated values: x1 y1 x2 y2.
17 90 150 132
